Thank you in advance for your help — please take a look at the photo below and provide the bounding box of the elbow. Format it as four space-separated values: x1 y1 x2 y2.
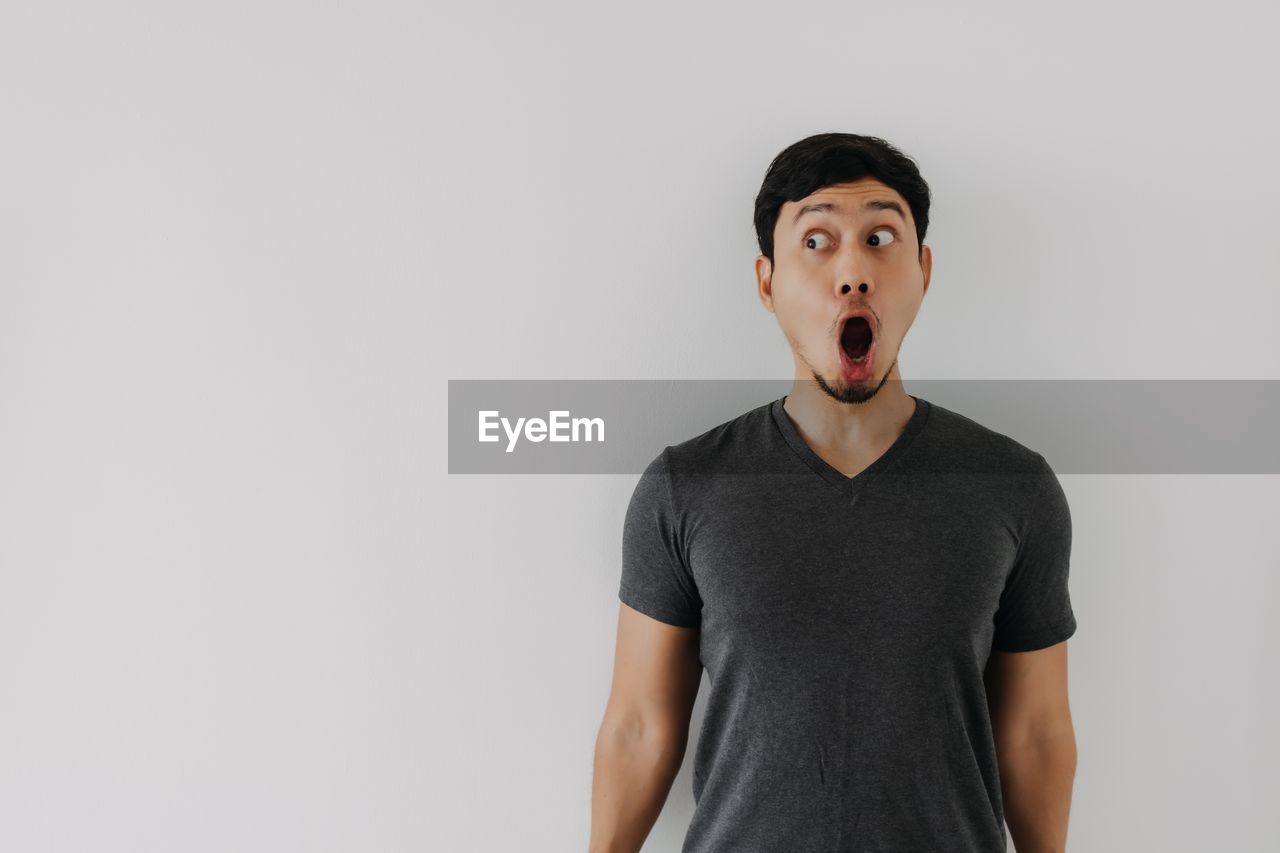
599 713 688 750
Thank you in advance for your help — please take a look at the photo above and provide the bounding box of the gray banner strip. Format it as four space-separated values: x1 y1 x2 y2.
447 379 1280 474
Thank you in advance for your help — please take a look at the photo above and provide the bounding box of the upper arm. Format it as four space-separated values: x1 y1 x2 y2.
984 640 1074 748
993 455 1077 653
618 449 703 629
605 448 704 737
603 602 702 741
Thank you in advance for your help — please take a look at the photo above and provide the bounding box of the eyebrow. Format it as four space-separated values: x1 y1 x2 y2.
792 198 907 225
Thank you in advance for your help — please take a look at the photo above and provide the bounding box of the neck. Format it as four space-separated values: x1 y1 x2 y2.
783 367 915 452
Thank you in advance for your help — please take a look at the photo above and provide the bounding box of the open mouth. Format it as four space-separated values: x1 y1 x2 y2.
840 315 874 363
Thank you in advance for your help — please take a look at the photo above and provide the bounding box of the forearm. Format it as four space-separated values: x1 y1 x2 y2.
997 730 1077 853
589 721 687 853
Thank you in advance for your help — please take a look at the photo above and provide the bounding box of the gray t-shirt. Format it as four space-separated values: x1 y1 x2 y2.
619 394 1077 852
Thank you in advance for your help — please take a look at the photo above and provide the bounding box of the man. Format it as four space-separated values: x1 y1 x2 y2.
590 133 1078 852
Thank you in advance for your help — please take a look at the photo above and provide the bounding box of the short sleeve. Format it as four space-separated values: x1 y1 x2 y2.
992 455 1078 652
619 448 703 628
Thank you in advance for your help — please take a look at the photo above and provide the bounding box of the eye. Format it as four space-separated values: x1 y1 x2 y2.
868 228 896 247
804 232 832 250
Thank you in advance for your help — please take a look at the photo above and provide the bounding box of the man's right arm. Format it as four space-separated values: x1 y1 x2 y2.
589 602 703 853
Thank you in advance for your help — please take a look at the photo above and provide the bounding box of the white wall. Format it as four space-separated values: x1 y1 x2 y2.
1 1 1277 851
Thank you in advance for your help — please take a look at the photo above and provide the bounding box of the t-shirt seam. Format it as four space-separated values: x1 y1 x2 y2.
657 446 703 616
769 400 835 483
994 454 1064 648
872 395 933 481
1011 452 1054 566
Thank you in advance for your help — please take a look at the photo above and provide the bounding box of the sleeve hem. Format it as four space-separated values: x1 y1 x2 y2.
992 615 1077 653
618 588 700 629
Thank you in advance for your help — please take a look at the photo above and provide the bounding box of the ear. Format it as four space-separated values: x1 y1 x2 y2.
755 255 774 313
920 243 932 297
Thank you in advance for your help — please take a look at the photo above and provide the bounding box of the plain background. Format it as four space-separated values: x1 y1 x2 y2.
2 1 1278 851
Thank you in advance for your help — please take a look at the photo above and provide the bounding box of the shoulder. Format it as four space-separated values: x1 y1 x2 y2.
914 399 1051 478
658 399 777 477
912 401 1070 554
628 402 774 530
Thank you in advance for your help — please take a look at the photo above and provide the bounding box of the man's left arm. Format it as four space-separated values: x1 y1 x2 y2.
984 640 1077 853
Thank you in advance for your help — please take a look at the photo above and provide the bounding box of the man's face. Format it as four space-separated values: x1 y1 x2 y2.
756 178 932 404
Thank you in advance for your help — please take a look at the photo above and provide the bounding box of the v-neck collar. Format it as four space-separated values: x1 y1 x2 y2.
770 393 932 498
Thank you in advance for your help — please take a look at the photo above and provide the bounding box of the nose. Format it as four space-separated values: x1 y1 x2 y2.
833 246 873 299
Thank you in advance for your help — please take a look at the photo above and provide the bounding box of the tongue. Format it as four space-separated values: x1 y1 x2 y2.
841 317 872 358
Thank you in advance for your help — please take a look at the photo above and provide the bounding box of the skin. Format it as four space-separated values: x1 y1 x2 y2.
590 605 701 853
985 641 1078 853
591 177 1076 853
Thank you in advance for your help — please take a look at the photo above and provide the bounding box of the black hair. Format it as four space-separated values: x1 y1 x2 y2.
753 132 932 263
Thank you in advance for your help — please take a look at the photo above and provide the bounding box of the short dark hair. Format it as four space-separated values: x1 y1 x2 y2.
753 132 932 263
